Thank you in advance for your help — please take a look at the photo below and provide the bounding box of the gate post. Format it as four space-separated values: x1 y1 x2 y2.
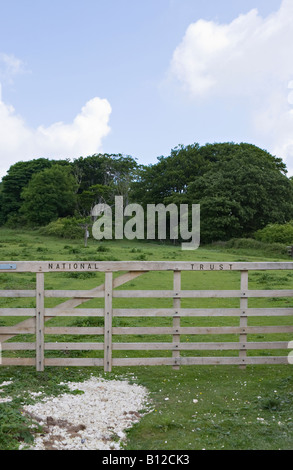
36 272 45 372
173 270 181 369
240 270 248 369
104 272 113 372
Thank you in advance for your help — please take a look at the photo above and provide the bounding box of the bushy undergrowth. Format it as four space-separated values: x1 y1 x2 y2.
38 217 86 239
254 222 293 245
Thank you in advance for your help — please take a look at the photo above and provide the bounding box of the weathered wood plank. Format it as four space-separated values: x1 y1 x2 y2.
104 272 113 372
0 309 36 316
44 327 104 335
44 342 104 350
113 289 293 298
240 270 248 369
36 272 45 371
1 343 36 350
0 290 35 297
0 358 35 366
2 260 293 272
112 290 242 298
2 341 288 351
0 326 35 334
112 308 293 317
2 356 287 367
244 290 293 298
111 356 289 366
44 358 104 366
112 357 175 366
3 340 288 351
111 341 290 350
1 306 292 318
5 340 289 351
44 290 104 298
173 270 181 370
178 356 289 365
111 326 293 335
44 308 104 317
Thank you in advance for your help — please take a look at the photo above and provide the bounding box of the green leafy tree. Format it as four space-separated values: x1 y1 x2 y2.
0 158 54 224
21 165 78 226
76 183 116 216
130 143 205 206
186 144 293 242
0 158 71 225
73 153 139 214
130 142 293 244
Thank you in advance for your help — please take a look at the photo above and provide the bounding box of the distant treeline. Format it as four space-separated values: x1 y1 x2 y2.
1 142 293 244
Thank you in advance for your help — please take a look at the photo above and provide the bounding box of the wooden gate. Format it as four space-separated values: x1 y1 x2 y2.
1 261 293 371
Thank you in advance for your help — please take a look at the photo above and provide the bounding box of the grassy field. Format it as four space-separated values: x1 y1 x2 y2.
0 228 293 450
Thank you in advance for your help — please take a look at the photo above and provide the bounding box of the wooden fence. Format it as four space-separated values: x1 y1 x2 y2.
0 261 293 372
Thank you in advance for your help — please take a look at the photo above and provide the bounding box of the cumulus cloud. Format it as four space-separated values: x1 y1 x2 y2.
169 0 293 172
0 95 112 179
170 0 293 98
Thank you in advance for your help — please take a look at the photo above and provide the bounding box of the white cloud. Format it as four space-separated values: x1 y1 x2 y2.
169 0 293 173
0 53 28 85
0 95 112 179
170 0 293 98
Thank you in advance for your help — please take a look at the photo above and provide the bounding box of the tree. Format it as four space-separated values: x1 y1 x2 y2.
186 144 293 242
130 143 205 206
20 165 78 226
0 158 71 225
76 183 116 216
130 142 293 244
0 158 53 224
73 153 139 215
195 196 244 243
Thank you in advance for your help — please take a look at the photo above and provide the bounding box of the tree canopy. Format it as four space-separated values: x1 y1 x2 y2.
0 153 139 227
1 143 292 244
20 165 78 226
130 142 293 243
0 158 55 224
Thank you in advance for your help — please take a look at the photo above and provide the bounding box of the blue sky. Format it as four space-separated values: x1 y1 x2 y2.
1 0 292 179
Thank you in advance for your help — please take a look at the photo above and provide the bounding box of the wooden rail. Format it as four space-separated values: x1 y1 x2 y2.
0 261 293 371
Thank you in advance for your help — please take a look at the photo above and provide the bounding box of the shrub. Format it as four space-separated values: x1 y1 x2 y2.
254 222 293 245
39 217 85 239
97 245 110 252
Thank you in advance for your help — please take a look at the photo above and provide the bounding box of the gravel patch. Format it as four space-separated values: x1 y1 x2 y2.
21 376 150 450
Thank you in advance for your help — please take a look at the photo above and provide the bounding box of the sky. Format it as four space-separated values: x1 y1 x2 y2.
1 0 293 180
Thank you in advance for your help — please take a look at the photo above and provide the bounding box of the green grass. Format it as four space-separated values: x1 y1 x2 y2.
0 227 293 450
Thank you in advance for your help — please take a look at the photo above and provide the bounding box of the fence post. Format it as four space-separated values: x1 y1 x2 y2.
104 272 113 372
173 270 181 369
240 270 248 369
36 272 45 372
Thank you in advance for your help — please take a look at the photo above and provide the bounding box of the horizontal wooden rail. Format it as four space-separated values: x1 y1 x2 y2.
112 289 293 298
0 308 36 316
0 290 36 297
1 340 289 351
1 260 293 272
1 307 293 317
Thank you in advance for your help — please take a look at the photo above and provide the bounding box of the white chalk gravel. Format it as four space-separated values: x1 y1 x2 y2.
21 376 150 450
